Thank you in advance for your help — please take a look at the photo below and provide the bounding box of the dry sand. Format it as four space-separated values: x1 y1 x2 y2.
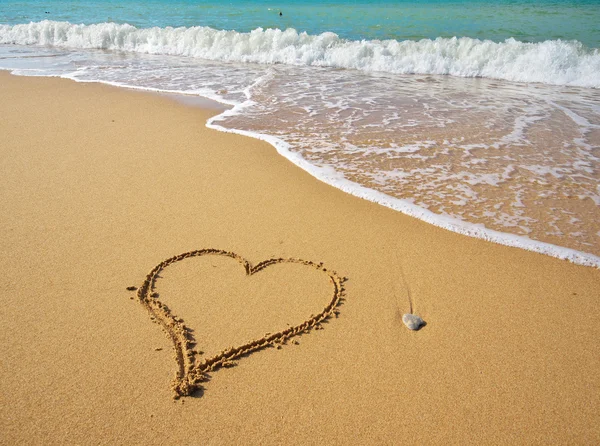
0 71 599 445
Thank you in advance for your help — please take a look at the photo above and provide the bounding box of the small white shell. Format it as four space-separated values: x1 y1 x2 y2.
402 314 424 330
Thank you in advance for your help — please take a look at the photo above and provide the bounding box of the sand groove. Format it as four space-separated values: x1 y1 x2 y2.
133 249 346 398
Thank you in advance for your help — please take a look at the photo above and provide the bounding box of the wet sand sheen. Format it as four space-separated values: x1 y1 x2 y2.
0 72 599 444
219 72 600 258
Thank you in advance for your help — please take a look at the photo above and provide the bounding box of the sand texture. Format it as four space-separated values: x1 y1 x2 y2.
0 72 599 445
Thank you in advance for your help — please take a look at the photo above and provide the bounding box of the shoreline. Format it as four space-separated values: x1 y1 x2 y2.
209 107 600 269
4 67 597 268
1 71 599 444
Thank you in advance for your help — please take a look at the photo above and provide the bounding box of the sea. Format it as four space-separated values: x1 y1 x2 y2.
1 0 599 266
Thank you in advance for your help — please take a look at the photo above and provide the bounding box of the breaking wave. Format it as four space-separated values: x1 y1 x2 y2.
1 20 599 87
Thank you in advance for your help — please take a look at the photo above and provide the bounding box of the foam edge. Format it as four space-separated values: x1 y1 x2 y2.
207 113 600 270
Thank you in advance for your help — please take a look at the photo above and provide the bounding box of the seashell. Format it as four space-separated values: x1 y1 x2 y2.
402 314 424 331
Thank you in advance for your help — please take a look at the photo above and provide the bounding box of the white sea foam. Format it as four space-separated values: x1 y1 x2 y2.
203 65 600 268
1 20 599 87
209 110 600 268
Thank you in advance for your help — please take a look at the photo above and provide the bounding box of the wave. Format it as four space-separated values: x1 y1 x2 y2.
205 116 600 269
1 20 599 87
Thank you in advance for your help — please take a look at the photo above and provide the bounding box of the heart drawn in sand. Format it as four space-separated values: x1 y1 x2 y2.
132 249 346 398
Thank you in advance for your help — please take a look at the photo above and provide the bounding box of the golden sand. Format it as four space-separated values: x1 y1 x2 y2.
0 71 599 444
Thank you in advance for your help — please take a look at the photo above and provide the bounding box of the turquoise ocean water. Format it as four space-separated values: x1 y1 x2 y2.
1 0 599 265
2 0 600 46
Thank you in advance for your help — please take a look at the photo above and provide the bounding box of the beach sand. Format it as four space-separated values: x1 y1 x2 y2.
1 71 598 444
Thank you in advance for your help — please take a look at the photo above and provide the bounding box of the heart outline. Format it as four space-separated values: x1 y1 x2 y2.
135 249 346 398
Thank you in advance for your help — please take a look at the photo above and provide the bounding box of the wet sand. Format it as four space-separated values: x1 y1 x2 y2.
0 71 598 444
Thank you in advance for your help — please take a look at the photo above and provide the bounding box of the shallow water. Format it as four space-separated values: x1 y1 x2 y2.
216 68 600 256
